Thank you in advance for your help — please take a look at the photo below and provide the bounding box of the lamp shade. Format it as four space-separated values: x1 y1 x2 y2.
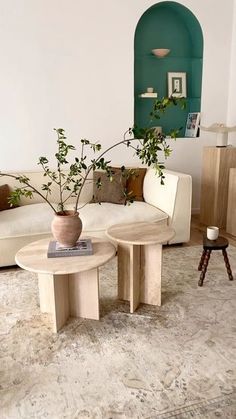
200 123 236 147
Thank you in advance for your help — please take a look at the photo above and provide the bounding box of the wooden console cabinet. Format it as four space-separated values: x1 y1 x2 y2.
200 146 236 228
226 168 236 236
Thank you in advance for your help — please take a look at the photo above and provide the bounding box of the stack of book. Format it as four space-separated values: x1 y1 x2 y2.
47 238 93 258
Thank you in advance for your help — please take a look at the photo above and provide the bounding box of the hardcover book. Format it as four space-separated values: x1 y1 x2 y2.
47 238 93 258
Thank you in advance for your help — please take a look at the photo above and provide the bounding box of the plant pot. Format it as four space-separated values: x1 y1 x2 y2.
51 211 82 248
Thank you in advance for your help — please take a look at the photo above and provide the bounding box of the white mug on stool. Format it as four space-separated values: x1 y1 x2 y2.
207 226 219 240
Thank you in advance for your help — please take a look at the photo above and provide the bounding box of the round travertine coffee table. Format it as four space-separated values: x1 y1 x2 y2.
15 237 116 332
106 222 175 313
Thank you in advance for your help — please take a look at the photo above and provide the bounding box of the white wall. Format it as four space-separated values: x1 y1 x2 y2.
0 0 235 211
228 0 236 130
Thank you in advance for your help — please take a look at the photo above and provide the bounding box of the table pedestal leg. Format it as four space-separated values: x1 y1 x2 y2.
117 244 140 313
130 245 141 313
117 243 132 301
38 273 70 333
38 268 100 332
117 243 162 312
69 268 99 320
140 243 162 306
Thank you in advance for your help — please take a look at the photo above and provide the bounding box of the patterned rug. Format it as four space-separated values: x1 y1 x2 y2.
0 245 236 419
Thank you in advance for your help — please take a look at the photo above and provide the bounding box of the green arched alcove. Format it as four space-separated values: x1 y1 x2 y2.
134 1 203 137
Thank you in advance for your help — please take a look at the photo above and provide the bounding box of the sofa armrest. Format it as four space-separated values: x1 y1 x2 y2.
143 169 192 243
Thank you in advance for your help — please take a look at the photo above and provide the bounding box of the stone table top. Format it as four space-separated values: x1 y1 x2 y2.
106 222 175 245
15 237 116 275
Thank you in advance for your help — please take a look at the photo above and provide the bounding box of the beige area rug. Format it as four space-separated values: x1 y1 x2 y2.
1 245 236 419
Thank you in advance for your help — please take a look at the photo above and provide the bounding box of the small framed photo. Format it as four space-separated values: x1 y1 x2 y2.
168 72 187 98
185 112 201 138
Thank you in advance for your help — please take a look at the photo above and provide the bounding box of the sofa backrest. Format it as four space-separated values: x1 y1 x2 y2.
143 168 192 243
1 168 192 225
1 171 93 207
143 169 177 216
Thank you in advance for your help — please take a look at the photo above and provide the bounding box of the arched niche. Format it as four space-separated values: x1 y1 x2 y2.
134 1 203 137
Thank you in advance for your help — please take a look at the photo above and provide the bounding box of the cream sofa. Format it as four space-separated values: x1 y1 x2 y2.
0 168 192 267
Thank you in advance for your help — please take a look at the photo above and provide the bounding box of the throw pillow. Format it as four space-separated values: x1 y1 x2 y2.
0 184 12 211
126 168 147 201
92 168 126 204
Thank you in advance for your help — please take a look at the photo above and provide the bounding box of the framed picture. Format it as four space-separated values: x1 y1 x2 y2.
185 112 201 138
167 72 187 98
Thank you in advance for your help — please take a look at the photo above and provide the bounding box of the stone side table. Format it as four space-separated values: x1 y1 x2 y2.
106 222 175 313
15 237 116 332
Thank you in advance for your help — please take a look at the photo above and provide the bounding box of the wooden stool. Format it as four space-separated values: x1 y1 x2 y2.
198 236 234 286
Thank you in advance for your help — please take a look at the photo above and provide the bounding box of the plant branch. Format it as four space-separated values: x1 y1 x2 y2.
1 96 186 216
0 173 57 213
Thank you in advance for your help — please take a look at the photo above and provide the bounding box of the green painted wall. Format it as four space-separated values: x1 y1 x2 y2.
134 1 203 137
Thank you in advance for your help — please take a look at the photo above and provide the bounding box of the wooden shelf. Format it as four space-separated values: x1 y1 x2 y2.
139 93 158 98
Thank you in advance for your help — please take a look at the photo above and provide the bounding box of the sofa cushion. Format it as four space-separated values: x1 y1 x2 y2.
92 169 126 204
0 200 168 240
0 184 12 211
0 203 54 238
78 201 168 232
126 168 146 201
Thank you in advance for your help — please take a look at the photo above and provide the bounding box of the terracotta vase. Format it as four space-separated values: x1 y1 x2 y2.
51 211 82 248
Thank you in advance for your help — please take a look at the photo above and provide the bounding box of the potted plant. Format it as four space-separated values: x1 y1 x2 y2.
0 96 185 247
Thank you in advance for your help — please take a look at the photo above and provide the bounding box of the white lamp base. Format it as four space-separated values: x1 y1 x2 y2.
216 132 228 147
